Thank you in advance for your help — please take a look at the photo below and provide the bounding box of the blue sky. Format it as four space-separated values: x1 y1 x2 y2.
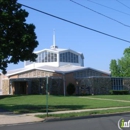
7 0 130 72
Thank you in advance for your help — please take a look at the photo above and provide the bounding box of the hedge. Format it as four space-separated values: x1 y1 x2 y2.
109 90 129 95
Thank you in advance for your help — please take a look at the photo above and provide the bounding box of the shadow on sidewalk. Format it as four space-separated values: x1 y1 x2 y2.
0 108 14 115
0 108 9 112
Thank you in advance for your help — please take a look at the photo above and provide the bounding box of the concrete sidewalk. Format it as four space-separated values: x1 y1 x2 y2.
79 97 130 103
0 112 43 126
1 106 130 126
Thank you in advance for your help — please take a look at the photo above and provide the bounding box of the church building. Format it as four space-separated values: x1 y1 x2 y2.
1 33 112 95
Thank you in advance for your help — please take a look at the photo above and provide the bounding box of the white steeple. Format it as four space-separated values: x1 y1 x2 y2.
53 30 56 46
51 30 58 49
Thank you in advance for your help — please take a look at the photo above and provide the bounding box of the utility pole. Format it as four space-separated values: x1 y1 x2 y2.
46 76 48 116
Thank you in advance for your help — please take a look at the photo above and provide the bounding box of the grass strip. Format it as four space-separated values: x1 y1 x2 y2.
36 108 130 119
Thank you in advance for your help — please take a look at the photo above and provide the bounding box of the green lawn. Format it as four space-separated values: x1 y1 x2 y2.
0 95 130 113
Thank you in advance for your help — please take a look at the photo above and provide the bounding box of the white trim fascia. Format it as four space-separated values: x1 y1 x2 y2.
34 48 67 54
6 68 35 77
7 67 56 77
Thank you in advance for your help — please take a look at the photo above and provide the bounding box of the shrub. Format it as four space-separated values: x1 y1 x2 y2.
67 83 75 95
109 90 113 95
109 90 129 95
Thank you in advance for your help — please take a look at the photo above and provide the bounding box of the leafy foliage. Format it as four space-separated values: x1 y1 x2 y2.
0 0 38 74
110 47 130 77
110 60 120 77
67 83 75 95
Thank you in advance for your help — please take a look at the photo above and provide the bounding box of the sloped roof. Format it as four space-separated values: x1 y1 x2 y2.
6 65 87 76
6 64 110 77
37 64 87 73
7 67 34 76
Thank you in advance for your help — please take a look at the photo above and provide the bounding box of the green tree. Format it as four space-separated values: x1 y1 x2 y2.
0 0 38 74
120 47 130 77
110 59 120 77
110 47 130 77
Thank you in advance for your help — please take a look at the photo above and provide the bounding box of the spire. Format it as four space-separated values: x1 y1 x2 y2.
51 29 58 49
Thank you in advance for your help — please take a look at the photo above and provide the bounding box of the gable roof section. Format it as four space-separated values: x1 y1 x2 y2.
6 65 110 77
86 67 110 76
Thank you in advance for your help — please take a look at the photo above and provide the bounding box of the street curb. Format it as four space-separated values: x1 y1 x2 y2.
44 111 130 122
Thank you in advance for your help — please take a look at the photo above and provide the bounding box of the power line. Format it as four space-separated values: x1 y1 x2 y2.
87 0 130 16
18 2 130 43
70 0 130 28
116 0 130 10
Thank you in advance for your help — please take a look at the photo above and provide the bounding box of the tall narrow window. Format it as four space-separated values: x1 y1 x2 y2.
68 52 70 62
63 53 65 62
38 53 41 63
51 53 53 62
48 52 50 62
42 52 44 62
64 52 67 62
60 53 63 62
44 51 47 62
54 53 57 62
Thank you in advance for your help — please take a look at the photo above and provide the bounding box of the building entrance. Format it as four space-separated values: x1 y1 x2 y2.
12 81 27 94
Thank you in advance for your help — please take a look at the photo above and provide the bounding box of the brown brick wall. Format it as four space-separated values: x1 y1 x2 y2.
9 75 18 79
2 79 9 95
18 70 63 78
65 73 76 87
53 73 62 77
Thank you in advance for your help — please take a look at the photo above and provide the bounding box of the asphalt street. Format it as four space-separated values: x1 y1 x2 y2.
1 114 130 130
